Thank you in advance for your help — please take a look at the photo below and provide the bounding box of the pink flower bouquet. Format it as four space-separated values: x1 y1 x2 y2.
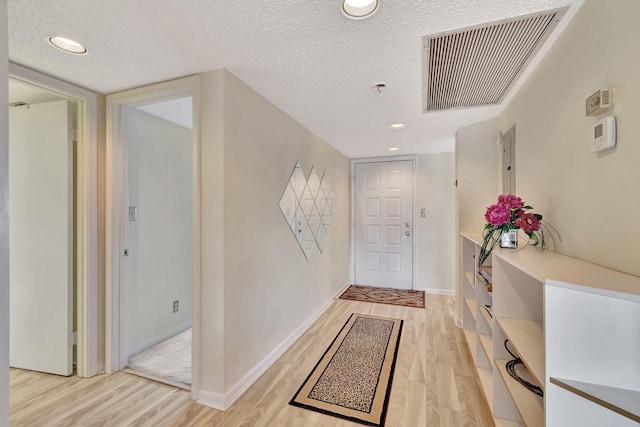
478 194 558 268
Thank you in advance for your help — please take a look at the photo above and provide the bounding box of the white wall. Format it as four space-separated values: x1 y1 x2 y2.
126 108 193 356
0 1 10 424
415 153 456 294
497 0 640 276
221 70 350 390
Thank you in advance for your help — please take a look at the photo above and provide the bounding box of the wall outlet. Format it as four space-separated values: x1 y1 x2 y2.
172 300 179 313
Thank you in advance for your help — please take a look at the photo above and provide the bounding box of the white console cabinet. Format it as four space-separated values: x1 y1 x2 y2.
459 232 640 426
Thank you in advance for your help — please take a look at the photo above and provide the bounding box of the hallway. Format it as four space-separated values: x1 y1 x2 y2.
10 295 492 426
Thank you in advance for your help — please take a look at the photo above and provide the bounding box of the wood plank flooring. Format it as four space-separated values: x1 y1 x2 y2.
10 295 493 426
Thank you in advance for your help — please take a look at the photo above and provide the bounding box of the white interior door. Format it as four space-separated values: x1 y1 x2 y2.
354 160 413 289
9 100 74 376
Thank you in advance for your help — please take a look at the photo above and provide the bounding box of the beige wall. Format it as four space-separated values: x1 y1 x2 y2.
455 118 499 235
199 70 225 395
0 0 9 424
497 0 640 276
454 118 498 322
415 153 456 294
221 70 350 389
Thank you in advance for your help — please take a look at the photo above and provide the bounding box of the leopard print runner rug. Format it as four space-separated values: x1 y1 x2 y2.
289 314 403 426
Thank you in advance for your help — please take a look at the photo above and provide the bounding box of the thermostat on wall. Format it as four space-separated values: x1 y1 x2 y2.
591 116 616 153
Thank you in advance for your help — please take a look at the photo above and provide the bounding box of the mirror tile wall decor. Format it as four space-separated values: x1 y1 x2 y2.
279 162 334 260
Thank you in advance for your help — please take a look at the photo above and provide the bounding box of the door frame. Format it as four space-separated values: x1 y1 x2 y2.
105 75 201 400
350 156 417 289
9 62 100 378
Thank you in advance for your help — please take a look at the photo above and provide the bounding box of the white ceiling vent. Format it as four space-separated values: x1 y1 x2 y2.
423 8 567 112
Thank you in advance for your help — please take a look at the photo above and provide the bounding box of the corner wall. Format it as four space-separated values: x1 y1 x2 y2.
497 0 640 276
221 70 350 391
454 118 498 322
0 1 9 424
415 153 456 294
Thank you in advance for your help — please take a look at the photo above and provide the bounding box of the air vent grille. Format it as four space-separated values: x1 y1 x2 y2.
423 9 565 112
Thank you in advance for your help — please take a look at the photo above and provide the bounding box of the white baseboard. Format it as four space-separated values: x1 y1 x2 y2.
333 282 351 299
130 322 192 357
196 390 225 411
200 282 350 411
415 287 455 296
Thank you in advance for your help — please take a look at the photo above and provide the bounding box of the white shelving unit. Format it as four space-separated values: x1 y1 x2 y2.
459 232 640 426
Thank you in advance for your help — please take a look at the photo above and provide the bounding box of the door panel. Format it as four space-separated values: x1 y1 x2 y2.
9 100 73 376
355 161 413 289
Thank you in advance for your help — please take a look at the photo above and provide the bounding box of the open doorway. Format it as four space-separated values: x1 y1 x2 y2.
8 79 77 376
7 64 100 382
106 76 201 399
121 97 194 389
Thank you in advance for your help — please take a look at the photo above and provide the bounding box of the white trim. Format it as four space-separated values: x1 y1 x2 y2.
199 282 350 411
196 390 226 411
105 76 201 403
190 76 202 402
9 62 100 378
332 282 352 300
349 156 417 289
128 323 192 357
414 287 456 296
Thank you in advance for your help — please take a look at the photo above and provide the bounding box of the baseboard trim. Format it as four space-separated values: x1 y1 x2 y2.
333 282 351 300
196 390 226 411
210 282 351 411
415 287 455 296
130 322 192 357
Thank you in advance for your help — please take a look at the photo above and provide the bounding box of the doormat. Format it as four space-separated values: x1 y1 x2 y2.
339 284 425 308
290 314 403 426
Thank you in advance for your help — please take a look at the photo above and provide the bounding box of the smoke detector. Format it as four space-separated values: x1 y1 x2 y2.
371 82 387 95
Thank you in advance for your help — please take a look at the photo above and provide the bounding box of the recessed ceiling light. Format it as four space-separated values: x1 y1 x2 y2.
389 123 406 129
342 0 379 19
48 36 87 55
388 147 399 151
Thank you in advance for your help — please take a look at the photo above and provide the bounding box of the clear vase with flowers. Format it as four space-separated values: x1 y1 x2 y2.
477 194 559 270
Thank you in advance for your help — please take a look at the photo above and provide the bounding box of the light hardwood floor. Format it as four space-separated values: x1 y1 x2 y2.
10 295 493 426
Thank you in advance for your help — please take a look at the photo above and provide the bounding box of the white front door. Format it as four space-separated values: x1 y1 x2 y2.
9 100 74 376
354 160 413 289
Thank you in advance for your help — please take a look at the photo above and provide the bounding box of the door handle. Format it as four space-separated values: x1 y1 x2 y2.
405 231 411 236
405 223 410 227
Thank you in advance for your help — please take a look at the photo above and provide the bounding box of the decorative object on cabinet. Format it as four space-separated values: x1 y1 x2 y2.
478 194 558 269
279 162 335 260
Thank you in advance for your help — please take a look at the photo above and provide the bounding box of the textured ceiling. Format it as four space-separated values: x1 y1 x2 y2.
7 0 584 158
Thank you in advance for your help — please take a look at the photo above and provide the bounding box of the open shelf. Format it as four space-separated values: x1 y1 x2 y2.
463 328 478 365
494 418 522 427
461 232 640 424
478 333 493 362
496 318 544 387
479 304 492 329
465 297 477 321
477 366 493 408
464 271 475 289
550 378 640 424
496 359 543 427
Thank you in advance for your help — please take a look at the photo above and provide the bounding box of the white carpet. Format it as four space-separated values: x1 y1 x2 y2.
128 328 191 386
